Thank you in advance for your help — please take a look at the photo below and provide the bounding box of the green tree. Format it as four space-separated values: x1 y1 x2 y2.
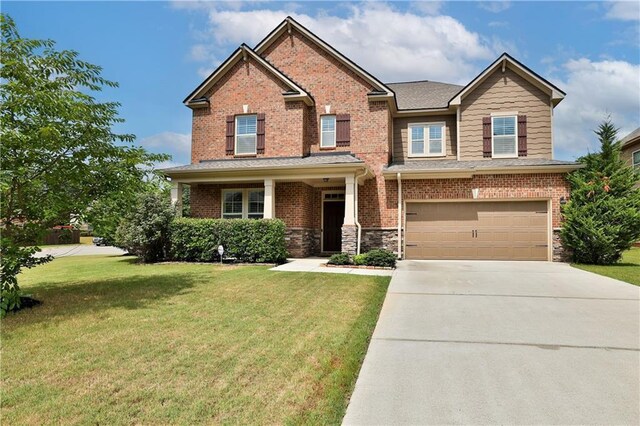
0 14 169 315
561 119 640 264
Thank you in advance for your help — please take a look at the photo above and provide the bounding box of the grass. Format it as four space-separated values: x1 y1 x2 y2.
1 256 389 424
572 247 640 286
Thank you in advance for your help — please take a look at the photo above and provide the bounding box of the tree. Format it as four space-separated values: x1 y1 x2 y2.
0 14 169 315
561 119 640 264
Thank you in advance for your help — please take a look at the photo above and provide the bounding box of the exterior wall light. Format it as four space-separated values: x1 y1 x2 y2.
560 196 567 205
472 188 480 199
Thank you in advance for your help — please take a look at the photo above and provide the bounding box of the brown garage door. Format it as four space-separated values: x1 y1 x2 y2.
405 201 549 261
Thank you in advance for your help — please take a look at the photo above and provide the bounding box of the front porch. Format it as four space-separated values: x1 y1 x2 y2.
165 155 370 258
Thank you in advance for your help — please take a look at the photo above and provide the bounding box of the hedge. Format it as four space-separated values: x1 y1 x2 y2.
169 218 288 264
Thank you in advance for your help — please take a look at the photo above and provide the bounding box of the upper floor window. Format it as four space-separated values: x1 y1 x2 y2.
633 150 640 169
408 123 445 157
222 189 264 219
321 115 336 148
492 115 517 158
236 115 257 155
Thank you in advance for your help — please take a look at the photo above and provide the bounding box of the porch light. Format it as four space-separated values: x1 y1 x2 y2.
560 196 567 206
323 178 329 182
472 188 480 199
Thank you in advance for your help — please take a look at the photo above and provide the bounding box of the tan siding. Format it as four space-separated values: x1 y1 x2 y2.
621 139 640 167
459 65 552 160
393 115 457 162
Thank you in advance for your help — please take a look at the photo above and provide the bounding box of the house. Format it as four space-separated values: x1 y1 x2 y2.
163 17 581 261
620 127 640 170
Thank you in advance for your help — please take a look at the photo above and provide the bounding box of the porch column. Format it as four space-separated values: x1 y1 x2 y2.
344 175 355 225
170 181 183 217
264 178 275 219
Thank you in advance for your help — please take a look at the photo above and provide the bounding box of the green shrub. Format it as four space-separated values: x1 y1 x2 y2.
363 249 397 268
352 253 367 265
114 192 174 263
327 253 351 265
169 218 288 264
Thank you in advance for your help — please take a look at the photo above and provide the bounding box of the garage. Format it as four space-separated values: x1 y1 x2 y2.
405 200 549 261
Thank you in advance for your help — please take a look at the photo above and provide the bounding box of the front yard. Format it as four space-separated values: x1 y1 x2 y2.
573 247 640 286
1 256 389 424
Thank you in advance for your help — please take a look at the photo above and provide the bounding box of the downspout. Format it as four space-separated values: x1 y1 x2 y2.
397 173 402 259
456 107 461 161
354 168 369 255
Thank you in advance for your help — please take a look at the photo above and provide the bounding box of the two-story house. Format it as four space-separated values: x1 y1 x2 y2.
163 17 580 261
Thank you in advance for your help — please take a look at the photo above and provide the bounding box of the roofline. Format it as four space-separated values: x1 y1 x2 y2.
449 53 566 107
161 161 368 177
382 164 582 179
254 16 395 98
183 43 313 106
386 79 464 88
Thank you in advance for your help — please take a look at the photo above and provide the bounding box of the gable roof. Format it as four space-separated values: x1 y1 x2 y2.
620 127 640 148
183 43 313 107
449 52 566 107
386 80 464 110
254 16 394 98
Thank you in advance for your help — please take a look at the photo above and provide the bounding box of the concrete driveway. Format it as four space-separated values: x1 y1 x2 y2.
344 261 640 425
35 244 126 258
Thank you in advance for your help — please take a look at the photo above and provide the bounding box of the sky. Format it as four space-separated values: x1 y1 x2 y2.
5 0 640 165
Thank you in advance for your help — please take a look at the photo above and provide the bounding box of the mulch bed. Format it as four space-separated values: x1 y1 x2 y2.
323 264 394 270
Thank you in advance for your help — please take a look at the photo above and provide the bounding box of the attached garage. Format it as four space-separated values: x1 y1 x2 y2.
405 200 550 261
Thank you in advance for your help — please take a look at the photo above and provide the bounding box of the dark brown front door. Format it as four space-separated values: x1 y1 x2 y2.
323 201 345 252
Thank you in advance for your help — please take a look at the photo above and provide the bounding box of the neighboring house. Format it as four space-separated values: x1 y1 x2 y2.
620 127 640 170
163 17 580 261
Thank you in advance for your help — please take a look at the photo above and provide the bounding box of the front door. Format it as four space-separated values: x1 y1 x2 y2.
323 201 345 252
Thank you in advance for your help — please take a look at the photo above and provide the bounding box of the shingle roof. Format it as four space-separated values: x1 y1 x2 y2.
620 127 640 148
384 158 579 172
161 153 364 174
386 80 464 110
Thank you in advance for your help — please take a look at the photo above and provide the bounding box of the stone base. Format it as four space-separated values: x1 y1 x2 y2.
552 229 571 262
361 228 399 254
341 225 357 255
285 228 319 258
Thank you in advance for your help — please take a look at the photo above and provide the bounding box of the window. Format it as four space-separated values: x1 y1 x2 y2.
408 123 446 157
321 115 336 148
492 115 517 158
222 189 264 219
235 115 257 155
633 150 640 169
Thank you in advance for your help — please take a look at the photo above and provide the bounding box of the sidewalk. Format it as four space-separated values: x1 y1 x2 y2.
270 258 394 276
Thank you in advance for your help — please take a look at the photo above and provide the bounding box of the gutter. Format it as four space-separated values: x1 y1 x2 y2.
382 164 583 179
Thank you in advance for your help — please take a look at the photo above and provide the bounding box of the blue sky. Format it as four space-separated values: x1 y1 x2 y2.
5 1 640 164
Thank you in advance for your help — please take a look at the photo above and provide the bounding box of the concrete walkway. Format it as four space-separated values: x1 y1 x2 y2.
270 258 394 276
35 244 126 258
343 260 640 425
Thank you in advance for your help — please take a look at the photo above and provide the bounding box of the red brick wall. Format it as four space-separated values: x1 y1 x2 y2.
400 173 570 228
275 182 316 228
190 183 264 219
191 57 305 162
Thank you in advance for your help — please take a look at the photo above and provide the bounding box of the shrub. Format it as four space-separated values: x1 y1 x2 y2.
561 120 640 264
363 249 397 268
114 192 174 263
327 253 352 265
169 218 288 264
352 253 367 265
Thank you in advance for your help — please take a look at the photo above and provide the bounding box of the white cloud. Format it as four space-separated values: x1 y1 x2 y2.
552 58 640 159
410 1 444 15
140 132 191 164
478 1 512 13
187 3 499 84
605 1 640 21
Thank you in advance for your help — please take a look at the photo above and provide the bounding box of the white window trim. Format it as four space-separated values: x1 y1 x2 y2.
632 149 640 168
235 115 257 156
221 188 264 219
491 114 518 159
320 115 336 148
408 122 446 158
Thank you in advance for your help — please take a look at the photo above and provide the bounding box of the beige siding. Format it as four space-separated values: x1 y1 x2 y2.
393 115 457 162
459 64 552 160
621 139 640 167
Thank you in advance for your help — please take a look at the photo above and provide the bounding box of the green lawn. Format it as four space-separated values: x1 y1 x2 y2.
573 247 640 286
1 256 389 424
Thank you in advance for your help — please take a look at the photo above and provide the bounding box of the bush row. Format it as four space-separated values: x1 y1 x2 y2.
328 249 397 268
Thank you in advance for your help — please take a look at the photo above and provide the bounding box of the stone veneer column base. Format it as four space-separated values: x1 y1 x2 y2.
552 229 571 262
360 228 399 255
285 228 319 258
341 225 357 255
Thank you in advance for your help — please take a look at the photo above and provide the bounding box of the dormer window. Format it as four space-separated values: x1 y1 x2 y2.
321 115 336 148
235 115 257 155
408 123 446 157
492 115 517 158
